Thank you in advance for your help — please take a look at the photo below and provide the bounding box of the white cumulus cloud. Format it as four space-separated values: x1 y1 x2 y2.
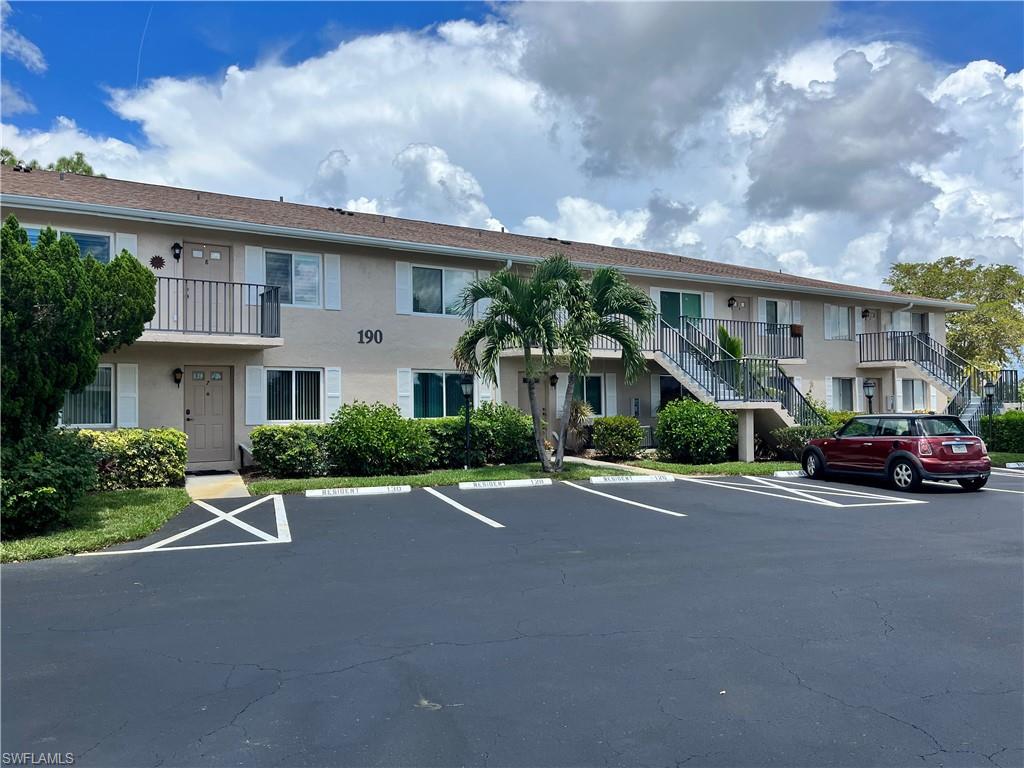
0 13 1019 289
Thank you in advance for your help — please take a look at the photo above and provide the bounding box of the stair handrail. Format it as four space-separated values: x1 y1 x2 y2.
658 318 740 400
741 357 827 426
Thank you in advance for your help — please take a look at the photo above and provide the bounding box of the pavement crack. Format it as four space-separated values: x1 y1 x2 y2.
740 641 947 755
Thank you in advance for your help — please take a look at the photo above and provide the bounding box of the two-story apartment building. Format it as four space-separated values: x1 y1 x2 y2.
3 167 998 469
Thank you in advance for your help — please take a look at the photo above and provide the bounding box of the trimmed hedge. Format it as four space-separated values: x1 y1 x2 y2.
656 399 736 464
81 428 188 491
323 402 433 476
1 430 98 537
472 402 536 464
250 424 327 478
249 402 536 477
770 424 835 460
593 416 643 459
423 415 486 469
980 410 1024 452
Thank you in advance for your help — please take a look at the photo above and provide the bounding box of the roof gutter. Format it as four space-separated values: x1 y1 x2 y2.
0 193 974 311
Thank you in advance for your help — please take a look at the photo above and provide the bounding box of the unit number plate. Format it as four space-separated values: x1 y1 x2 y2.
952 444 968 454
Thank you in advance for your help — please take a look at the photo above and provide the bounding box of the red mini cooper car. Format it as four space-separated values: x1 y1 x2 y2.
802 414 991 491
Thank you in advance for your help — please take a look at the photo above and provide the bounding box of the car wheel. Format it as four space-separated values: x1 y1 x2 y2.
957 477 988 491
889 459 921 491
803 451 825 479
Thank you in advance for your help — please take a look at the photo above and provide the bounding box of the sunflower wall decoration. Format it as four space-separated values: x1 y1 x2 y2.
149 255 166 270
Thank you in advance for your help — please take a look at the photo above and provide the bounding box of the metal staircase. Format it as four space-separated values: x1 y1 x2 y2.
858 331 1018 435
655 319 825 426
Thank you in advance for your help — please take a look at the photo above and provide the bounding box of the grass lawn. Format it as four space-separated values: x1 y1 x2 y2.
990 452 1024 468
247 462 635 495
630 459 801 476
1 488 191 563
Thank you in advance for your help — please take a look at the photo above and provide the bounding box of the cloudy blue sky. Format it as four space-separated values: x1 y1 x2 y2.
2 1 1021 287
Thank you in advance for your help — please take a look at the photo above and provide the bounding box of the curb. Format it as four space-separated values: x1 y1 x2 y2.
590 474 674 484
772 470 807 478
305 485 412 497
1006 462 1024 469
458 479 553 490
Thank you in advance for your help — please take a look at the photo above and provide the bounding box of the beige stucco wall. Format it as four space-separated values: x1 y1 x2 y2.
5 205 955 465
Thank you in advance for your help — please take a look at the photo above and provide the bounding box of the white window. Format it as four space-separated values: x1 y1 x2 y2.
266 368 322 421
825 304 853 340
833 377 855 411
413 370 472 418
902 379 928 411
21 224 112 263
265 251 322 308
412 266 474 316
62 364 114 427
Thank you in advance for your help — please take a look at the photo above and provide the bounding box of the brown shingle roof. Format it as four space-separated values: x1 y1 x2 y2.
0 167 953 305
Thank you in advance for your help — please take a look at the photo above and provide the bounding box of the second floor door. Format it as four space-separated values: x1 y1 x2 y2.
660 290 702 330
183 243 232 333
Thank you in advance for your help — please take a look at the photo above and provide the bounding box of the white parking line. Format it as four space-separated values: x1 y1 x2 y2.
991 468 1024 477
676 475 927 508
562 481 686 517
983 487 1024 495
422 487 505 528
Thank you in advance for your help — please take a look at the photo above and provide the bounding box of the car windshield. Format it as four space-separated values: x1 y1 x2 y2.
918 417 972 437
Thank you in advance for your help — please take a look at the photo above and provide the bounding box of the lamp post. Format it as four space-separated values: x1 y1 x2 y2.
863 379 876 414
983 379 995 443
460 373 474 470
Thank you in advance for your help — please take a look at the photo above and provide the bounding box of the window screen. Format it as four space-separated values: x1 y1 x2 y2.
62 365 113 426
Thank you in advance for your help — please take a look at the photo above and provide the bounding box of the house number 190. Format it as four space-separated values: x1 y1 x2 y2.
358 329 383 344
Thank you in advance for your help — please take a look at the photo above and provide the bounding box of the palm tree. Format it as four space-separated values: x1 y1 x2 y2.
453 256 577 472
552 267 656 470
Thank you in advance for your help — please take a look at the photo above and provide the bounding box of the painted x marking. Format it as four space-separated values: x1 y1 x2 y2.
78 495 290 556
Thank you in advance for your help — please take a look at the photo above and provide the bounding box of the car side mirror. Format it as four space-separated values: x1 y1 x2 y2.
832 430 840 438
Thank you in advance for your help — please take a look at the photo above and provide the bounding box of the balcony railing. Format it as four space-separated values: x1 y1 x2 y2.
146 277 281 338
554 312 801 359
678 316 804 359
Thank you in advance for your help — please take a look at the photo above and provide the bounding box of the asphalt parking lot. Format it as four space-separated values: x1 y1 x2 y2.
3 470 1022 767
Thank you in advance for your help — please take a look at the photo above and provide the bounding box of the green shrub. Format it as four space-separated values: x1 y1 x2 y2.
423 414 486 469
593 416 643 459
656 399 736 464
80 428 188 491
250 424 327 478
980 410 1024 452
472 402 535 464
1 430 98 537
825 410 857 429
770 424 836 460
323 402 433 476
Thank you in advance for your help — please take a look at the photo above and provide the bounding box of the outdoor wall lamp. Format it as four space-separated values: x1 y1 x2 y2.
727 296 736 308
171 242 183 261
861 308 871 319
549 373 559 387
172 367 184 387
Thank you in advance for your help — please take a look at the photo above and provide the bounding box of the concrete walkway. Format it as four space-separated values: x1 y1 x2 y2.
185 471 250 500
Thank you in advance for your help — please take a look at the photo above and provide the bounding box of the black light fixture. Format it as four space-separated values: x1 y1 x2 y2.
172 367 184 387
460 373 475 470
549 373 559 387
171 242 183 261
863 379 876 414
727 296 737 309
983 379 996 443
861 308 871 319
